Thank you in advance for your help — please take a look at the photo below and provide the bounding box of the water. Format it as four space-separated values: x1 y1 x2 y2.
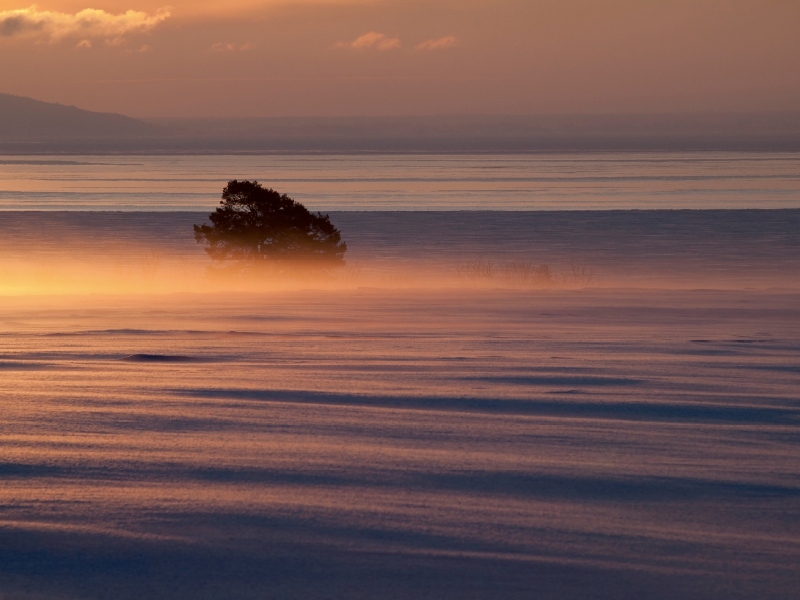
1 152 799 210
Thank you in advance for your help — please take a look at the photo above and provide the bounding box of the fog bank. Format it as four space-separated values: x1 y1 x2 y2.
0 210 798 295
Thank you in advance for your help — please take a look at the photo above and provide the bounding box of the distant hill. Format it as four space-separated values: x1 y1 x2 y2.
1 93 799 153
0 93 158 140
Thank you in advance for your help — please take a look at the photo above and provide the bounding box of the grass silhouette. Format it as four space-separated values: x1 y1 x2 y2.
456 259 594 287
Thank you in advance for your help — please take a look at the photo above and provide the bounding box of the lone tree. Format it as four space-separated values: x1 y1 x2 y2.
194 180 346 270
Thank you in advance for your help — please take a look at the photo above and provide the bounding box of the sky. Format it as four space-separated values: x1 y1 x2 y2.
0 0 798 117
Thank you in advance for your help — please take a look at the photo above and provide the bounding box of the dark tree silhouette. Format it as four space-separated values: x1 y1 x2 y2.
194 180 346 269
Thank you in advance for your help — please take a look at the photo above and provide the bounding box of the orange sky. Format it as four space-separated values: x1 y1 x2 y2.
0 0 798 117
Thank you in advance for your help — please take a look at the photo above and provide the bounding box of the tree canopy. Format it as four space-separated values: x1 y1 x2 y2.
194 180 346 269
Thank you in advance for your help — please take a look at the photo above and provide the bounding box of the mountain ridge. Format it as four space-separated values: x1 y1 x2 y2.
2 93 800 153
0 93 158 139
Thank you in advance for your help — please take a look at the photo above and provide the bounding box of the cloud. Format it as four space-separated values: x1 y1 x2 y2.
0 5 170 44
416 36 457 51
210 42 255 52
338 31 400 51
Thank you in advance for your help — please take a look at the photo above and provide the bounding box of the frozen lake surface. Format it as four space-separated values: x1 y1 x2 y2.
0 288 798 599
1 153 799 598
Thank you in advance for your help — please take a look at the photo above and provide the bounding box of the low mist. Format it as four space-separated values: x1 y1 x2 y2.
1 210 798 297
0 252 600 296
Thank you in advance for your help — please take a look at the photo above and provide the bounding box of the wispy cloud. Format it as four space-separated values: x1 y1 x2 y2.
210 42 255 52
0 6 170 44
416 36 457 51
338 31 401 51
